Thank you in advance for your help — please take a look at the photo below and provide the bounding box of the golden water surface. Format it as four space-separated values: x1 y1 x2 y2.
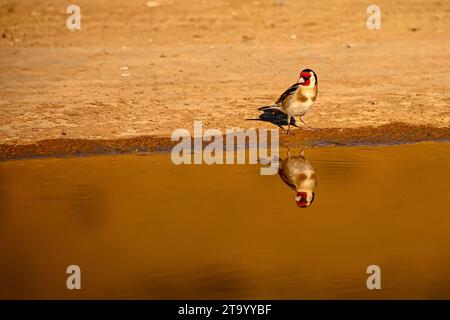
1 142 450 299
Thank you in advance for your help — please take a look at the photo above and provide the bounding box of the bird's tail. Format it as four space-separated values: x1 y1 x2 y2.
258 104 281 111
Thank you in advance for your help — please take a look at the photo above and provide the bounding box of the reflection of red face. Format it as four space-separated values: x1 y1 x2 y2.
296 192 309 208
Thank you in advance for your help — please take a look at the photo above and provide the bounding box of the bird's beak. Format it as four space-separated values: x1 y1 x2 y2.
299 77 305 84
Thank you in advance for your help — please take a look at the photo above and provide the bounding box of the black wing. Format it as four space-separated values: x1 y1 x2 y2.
275 82 300 104
278 166 296 191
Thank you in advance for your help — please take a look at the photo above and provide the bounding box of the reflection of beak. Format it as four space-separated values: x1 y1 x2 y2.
299 77 305 84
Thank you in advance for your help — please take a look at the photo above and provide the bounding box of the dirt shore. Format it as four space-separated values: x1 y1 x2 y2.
1 122 449 161
1 0 449 156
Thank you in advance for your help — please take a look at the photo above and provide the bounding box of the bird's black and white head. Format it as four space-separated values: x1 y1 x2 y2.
298 69 318 88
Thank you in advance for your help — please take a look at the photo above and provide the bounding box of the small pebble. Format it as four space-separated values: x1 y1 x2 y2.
146 1 160 8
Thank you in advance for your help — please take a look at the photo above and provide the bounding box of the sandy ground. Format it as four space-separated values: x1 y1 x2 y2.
0 0 449 146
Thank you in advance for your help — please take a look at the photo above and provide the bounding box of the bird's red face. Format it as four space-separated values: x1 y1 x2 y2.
295 191 315 208
299 70 312 86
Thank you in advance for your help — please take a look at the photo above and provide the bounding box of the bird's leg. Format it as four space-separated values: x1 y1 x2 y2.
287 116 293 134
299 116 308 126
300 149 305 157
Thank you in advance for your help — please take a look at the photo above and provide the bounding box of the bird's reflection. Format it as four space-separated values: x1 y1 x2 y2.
278 149 317 208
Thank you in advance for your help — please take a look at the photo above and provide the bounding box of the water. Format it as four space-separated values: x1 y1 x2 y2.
1 142 450 299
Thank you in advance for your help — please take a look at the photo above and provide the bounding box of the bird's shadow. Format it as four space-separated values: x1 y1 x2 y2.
246 106 297 130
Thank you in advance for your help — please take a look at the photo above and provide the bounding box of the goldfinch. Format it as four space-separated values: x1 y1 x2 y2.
278 149 317 208
260 68 318 133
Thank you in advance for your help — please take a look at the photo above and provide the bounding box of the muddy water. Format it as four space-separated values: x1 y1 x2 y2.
1 142 450 299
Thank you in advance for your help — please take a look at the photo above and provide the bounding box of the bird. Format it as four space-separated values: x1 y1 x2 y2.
260 68 318 134
278 149 317 208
